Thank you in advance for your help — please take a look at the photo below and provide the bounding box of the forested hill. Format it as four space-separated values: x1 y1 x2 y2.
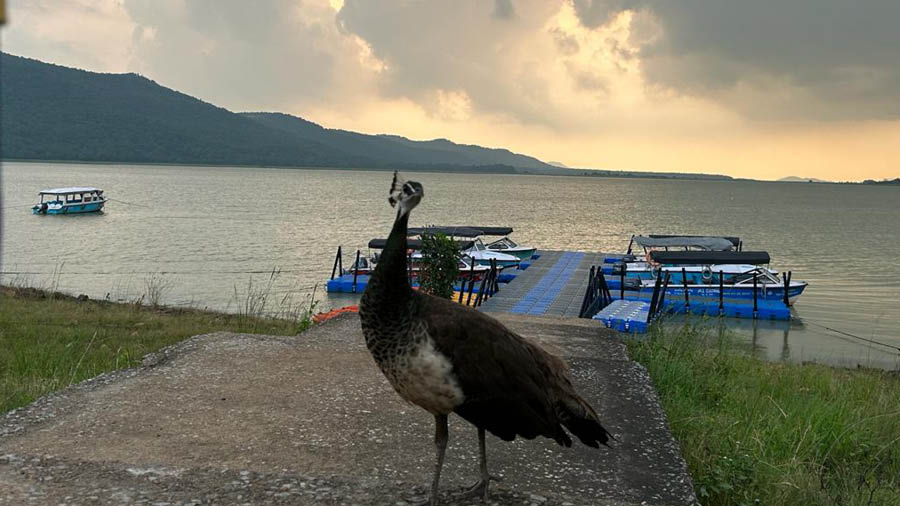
0 53 550 172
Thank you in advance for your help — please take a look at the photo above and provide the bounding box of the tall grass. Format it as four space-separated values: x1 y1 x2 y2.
0 285 316 415
628 321 900 506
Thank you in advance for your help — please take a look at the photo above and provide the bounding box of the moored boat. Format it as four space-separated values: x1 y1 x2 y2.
634 266 808 305
345 237 491 280
407 226 522 268
32 187 106 215
610 251 808 305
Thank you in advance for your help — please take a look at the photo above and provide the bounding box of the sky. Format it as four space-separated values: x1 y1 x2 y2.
3 0 899 181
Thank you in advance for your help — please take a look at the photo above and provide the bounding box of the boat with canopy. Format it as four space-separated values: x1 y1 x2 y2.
406 226 522 267
32 187 106 215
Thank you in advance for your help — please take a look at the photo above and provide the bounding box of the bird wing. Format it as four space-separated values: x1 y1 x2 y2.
415 293 573 445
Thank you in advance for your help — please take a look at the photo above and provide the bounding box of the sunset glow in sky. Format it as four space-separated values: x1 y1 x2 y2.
3 0 899 181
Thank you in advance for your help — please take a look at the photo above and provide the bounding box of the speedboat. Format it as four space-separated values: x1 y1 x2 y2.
347 237 492 280
407 226 521 268
465 238 521 268
346 254 491 280
484 236 536 260
32 187 106 214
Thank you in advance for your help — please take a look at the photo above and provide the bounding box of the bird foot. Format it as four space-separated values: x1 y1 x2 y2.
452 475 502 503
405 492 436 506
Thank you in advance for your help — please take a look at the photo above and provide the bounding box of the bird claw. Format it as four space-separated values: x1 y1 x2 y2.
453 475 502 503
405 494 434 506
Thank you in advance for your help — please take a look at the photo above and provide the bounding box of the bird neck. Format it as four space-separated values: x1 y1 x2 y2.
366 209 414 306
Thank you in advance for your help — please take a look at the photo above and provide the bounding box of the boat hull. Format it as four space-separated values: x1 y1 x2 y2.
633 282 807 305
472 257 521 268
487 247 536 260
33 202 105 214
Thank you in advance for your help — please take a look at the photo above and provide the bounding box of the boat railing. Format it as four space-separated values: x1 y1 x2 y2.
582 264 793 321
459 257 501 307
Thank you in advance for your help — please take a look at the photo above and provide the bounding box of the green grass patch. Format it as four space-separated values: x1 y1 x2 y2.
628 322 900 506
0 286 314 415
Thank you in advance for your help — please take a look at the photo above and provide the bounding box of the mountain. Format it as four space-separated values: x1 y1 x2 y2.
242 112 548 169
547 161 569 168
0 53 551 172
777 176 830 183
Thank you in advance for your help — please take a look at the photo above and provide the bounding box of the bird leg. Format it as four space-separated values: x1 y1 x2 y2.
427 413 449 506
454 427 499 502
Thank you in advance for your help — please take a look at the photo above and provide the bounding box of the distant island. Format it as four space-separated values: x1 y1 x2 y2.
861 178 900 185
777 176 830 183
777 176 899 185
0 52 735 181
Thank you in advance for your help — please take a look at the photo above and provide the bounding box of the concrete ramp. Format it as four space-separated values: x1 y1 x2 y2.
0 313 697 505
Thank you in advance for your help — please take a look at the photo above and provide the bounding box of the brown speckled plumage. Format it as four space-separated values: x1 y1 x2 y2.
359 173 610 505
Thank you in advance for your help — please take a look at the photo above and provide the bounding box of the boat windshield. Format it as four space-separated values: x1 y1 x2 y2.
733 270 780 285
471 238 486 251
489 237 518 249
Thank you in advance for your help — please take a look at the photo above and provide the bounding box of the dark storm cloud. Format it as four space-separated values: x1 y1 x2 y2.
571 0 900 120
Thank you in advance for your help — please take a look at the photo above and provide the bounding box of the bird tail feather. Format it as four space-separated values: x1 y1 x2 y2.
559 394 612 448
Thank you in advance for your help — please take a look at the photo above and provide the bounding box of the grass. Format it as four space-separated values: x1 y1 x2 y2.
0 285 316 415
628 321 900 506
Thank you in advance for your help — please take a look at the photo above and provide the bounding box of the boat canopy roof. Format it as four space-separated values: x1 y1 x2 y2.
38 187 102 195
649 250 770 265
634 235 736 251
407 226 513 237
368 238 475 250
455 226 513 236
648 234 740 248
407 226 483 238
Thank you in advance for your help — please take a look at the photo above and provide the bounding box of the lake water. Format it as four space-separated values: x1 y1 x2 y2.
3 161 899 369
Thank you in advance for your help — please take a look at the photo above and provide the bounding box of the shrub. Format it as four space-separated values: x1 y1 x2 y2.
418 233 460 299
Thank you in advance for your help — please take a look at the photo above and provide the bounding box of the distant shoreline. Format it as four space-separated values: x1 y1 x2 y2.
3 158 896 185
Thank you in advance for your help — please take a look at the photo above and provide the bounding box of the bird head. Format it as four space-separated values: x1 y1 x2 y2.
388 171 424 217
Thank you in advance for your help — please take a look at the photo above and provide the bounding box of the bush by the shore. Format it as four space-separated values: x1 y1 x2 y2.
629 322 900 506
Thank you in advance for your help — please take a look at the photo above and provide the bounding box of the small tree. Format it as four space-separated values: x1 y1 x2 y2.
419 232 460 299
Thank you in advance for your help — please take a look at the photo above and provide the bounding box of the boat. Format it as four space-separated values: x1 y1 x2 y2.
344 238 491 280
346 253 492 280
442 226 537 260
605 235 741 276
614 251 808 305
627 234 740 254
32 187 106 215
409 225 537 260
407 227 521 268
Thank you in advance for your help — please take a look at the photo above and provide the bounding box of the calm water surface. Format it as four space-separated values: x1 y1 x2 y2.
3 162 899 368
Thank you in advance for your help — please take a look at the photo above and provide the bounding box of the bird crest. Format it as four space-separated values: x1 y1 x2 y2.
388 170 404 207
388 170 424 215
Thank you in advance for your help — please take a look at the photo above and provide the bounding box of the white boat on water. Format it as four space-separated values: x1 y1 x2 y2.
407 226 521 268
347 237 493 280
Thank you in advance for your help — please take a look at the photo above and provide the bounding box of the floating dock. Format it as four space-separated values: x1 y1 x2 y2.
326 249 793 332
479 250 606 317
479 250 792 332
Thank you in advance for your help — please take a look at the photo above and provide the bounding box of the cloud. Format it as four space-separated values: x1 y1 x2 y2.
1 0 135 72
571 0 900 121
3 0 900 180
336 0 672 130
492 0 516 20
120 0 368 112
